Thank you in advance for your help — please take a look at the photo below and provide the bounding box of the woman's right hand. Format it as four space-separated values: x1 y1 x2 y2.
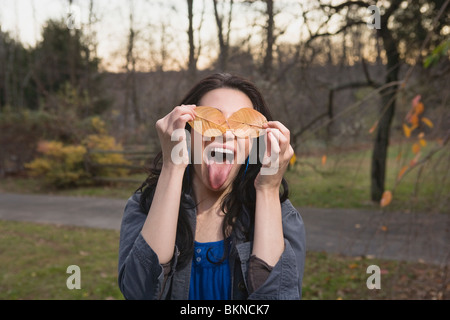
155 104 196 170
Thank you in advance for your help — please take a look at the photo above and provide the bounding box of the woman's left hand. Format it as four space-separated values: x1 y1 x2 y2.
254 121 294 192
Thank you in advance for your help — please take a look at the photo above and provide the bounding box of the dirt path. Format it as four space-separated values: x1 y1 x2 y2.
1 192 448 265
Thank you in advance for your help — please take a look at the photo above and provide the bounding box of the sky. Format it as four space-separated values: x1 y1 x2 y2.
0 0 173 70
0 0 336 71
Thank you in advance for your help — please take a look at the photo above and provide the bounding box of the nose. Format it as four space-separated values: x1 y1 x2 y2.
223 130 235 142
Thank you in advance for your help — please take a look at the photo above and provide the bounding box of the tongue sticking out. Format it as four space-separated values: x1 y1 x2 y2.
207 161 233 190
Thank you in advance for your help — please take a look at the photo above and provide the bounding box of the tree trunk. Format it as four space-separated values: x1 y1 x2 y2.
187 0 197 80
213 0 231 71
262 0 274 78
370 20 400 202
124 7 141 126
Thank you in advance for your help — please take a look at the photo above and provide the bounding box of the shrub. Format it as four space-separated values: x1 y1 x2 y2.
25 123 130 188
25 141 89 187
0 108 53 176
83 133 130 179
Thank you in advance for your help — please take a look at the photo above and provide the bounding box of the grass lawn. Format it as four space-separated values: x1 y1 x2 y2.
0 220 123 300
0 220 448 300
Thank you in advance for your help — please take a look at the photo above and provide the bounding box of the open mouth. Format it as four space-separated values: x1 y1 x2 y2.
205 146 235 190
207 147 235 164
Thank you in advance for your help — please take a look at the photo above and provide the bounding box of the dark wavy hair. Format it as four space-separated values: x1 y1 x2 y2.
136 73 289 269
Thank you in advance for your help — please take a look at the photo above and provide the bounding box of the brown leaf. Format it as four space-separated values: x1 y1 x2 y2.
410 152 421 167
188 106 267 138
403 124 412 138
397 166 408 181
414 102 424 115
412 94 421 107
421 117 434 128
227 108 267 138
410 114 419 126
188 106 228 137
369 120 378 134
380 190 392 207
419 138 427 147
289 153 297 166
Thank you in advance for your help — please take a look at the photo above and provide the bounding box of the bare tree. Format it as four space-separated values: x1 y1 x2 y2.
124 1 141 126
262 0 274 78
187 0 197 79
212 0 233 71
186 0 205 80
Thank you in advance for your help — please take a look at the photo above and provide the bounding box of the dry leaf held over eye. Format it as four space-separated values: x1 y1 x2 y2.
188 106 267 138
227 108 267 138
188 106 227 137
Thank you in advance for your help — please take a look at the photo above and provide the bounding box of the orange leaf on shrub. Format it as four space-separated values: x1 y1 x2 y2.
409 114 419 126
369 121 378 134
412 94 421 107
397 166 408 181
289 153 297 166
409 152 421 167
421 117 434 128
403 124 411 138
419 138 427 147
321 155 327 166
380 190 392 207
414 102 424 115
412 143 421 154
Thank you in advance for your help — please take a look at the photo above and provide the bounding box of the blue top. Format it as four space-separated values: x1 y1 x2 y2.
189 239 231 300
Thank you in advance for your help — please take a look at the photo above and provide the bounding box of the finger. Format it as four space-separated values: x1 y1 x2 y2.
267 128 288 154
261 131 281 171
265 121 290 141
180 104 197 114
265 131 280 159
287 145 295 159
173 114 195 130
179 113 195 123
174 105 196 120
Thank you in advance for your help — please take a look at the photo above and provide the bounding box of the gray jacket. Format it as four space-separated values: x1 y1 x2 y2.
118 192 306 300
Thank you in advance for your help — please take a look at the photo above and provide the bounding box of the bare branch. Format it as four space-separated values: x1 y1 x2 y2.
306 20 367 45
319 1 371 13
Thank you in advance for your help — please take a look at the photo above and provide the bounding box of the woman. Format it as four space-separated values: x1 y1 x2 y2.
118 73 306 300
